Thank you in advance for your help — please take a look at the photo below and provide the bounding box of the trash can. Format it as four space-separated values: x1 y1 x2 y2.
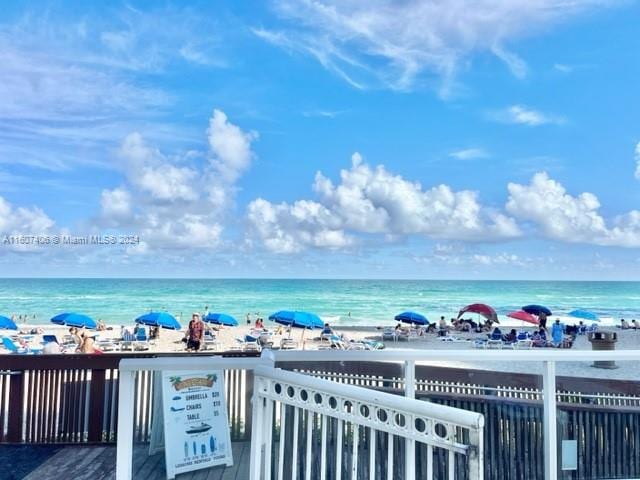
588 331 618 369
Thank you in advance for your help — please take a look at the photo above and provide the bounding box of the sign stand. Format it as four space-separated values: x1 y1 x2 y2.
148 370 233 479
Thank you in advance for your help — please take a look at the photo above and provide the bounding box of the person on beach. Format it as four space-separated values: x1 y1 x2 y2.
97 319 106 331
620 319 630 329
504 329 517 343
322 323 333 335
438 316 447 330
187 313 205 351
551 319 564 346
79 333 102 354
255 317 264 329
632 319 638 330
538 312 548 333
246 313 251 325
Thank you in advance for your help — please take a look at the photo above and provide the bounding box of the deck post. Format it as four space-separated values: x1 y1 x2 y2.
543 361 558 480
116 369 136 480
7 370 24 443
404 360 416 480
88 369 106 442
249 376 265 480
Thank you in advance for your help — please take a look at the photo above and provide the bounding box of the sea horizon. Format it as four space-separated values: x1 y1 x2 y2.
1 278 638 327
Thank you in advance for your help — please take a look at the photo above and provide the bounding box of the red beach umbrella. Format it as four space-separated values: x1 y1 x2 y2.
507 310 539 325
457 303 499 323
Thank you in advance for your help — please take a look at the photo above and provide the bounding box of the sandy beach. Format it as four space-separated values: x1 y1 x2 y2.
5 322 639 382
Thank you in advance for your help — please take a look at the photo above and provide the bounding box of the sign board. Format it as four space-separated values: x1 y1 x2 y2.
151 370 233 479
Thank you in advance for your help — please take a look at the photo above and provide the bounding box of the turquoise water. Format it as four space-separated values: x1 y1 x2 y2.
0 279 638 326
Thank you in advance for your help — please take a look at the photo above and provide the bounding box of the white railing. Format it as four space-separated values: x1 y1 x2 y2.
114 349 640 480
249 365 484 480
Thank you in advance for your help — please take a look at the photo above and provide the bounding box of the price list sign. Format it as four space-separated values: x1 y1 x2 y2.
160 370 233 479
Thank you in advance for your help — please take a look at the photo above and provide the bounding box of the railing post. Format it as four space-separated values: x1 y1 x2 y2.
404 360 416 480
116 369 136 480
88 369 106 442
543 361 558 480
249 376 265 480
7 371 24 442
468 425 484 480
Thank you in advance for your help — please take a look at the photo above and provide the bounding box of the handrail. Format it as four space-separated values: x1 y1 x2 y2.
254 365 484 429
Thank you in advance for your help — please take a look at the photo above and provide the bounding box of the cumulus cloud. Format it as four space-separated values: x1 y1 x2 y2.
506 172 640 247
257 0 617 92
248 153 520 253
99 109 257 251
208 109 258 183
0 196 54 235
491 105 565 126
247 198 353 254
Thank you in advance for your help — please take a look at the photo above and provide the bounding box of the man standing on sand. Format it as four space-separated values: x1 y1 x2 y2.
187 313 205 351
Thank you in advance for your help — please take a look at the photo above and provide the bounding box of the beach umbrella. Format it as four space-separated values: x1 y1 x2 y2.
204 312 238 327
268 310 324 344
51 312 97 329
568 309 600 322
507 310 538 325
522 305 552 316
0 315 17 330
457 303 498 323
135 312 181 330
394 311 429 325
268 310 324 330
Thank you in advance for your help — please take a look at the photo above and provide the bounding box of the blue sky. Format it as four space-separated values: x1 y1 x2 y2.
1 0 640 279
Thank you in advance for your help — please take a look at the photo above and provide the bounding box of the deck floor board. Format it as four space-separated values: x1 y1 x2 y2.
16 442 250 480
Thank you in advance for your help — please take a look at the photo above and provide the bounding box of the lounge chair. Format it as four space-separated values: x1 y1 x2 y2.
119 330 135 351
381 327 397 342
133 329 151 351
2 337 42 354
235 335 261 353
203 331 217 351
280 337 298 350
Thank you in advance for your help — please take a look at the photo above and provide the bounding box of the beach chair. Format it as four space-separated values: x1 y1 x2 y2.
2 337 41 354
587 323 598 334
119 329 135 351
280 337 298 350
203 331 217 351
382 327 397 342
236 335 261 353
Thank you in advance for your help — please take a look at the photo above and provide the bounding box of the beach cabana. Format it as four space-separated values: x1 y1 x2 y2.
0 315 18 330
507 310 538 325
51 312 97 329
522 305 552 316
204 312 238 327
568 309 600 322
394 311 429 325
135 312 181 330
457 303 498 323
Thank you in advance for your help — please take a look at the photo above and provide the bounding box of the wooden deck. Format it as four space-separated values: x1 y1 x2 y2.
15 442 250 480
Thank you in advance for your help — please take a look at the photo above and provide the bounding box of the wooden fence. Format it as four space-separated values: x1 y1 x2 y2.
1 353 639 479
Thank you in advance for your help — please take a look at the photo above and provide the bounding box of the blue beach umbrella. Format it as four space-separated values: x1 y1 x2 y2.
394 311 429 325
204 312 238 327
135 312 181 330
522 305 553 316
568 309 600 322
51 312 97 329
268 310 324 330
0 315 18 330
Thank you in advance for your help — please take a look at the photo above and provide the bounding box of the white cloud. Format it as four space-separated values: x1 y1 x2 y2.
100 188 132 221
119 133 198 203
506 172 640 247
208 109 259 183
100 109 256 251
634 142 640 180
553 63 573 73
449 148 490 160
248 152 520 253
258 0 617 92
491 105 565 126
0 196 54 235
247 198 352 254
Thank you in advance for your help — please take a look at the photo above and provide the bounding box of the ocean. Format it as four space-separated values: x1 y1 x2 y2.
0 278 638 327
